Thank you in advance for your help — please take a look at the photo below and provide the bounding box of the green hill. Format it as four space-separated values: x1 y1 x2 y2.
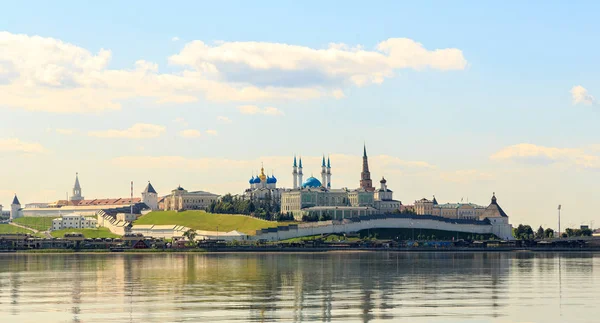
0 224 34 234
135 210 293 235
13 217 54 231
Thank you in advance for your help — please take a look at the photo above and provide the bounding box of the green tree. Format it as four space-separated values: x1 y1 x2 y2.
183 228 197 247
544 228 555 238
536 226 545 239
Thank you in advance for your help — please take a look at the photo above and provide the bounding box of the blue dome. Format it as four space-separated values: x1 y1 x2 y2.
249 176 255 184
302 176 322 188
253 177 261 184
271 175 277 183
266 175 278 184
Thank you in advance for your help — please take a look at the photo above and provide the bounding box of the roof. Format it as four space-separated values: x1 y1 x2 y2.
143 182 157 194
481 196 509 218
302 176 322 188
73 173 81 190
49 198 142 207
12 195 20 205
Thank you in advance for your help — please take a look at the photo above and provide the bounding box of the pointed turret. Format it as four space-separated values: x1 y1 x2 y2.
364 144 367 158
432 195 438 205
11 194 20 206
293 155 297 168
360 144 374 191
141 181 159 210
70 172 84 202
143 182 157 194
292 155 298 189
322 155 326 167
327 156 331 168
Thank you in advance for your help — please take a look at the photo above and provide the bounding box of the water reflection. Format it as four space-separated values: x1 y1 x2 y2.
0 252 597 323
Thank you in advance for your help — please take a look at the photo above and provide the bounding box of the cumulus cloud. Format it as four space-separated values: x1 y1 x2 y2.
206 129 218 136
491 143 600 169
0 138 46 153
238 105 284 116
0 32 467 113
179 129 202 138
217 116 232 123
88 123 166 139
169 38 466 88
571 85 597 105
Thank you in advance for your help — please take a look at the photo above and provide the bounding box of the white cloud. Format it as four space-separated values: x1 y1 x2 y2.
0 138 46 153
179 129 202 138
206 129 218 136
491 143 600 169
172 36 180 42
238 105 284 116
571 85 597 105
217 116 232 124
88 123 166 139
0 32 467 113
173 117 188 127
55 128 75 135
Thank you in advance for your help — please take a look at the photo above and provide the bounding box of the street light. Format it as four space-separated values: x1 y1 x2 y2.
557 205 561 238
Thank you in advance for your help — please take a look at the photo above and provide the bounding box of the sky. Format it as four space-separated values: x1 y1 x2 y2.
1 1 599 229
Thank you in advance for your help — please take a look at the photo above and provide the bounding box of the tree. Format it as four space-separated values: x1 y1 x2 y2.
183 229 197 247
513 224 534 240
565 228 575 237
544 228 555 238
536 226 545 239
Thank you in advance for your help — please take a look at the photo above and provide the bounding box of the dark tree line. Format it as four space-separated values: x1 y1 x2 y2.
513 224 592 240
208 193 294 222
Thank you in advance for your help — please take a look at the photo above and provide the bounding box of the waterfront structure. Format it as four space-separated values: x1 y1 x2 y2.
51 213 97 231
162 186 219 211
141 182 158 210
281 146 401 220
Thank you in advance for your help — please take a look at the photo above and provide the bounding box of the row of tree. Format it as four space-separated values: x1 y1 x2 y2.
513 224 592 240
207 193 294 222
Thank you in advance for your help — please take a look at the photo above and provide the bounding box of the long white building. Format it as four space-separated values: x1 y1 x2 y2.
51 214 98 231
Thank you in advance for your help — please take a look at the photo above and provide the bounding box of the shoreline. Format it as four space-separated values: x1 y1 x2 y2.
2 247 600 255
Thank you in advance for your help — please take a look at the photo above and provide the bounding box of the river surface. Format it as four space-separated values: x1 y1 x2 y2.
0 252 597 323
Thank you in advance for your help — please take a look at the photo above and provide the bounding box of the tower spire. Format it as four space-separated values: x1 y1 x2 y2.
360 144 374 191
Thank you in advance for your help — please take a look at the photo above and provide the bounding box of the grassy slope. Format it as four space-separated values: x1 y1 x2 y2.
0 224 33 234
13 217 54 231
135 210 293 235
50 227 119 238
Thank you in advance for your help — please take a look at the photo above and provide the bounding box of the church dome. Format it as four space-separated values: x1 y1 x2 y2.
249 176 255 184
267 175 277 184
302 176 322 188
253 177 261 184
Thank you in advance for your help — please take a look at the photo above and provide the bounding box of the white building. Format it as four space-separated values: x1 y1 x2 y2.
141 182 158 210
373 177 402 213
162 186 219 211
244 164 286 204
51 214 98 231
10 194 21 220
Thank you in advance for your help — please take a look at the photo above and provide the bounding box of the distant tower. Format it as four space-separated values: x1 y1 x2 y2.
326 156 332 188
298 157 304 187
10 194 21 220
142 181 158 210
292 155 298 189
360 144 374 191
321 155 327 188
70 172 84 202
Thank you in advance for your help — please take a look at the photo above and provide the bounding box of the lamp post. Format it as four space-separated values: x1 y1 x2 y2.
557 205 561 238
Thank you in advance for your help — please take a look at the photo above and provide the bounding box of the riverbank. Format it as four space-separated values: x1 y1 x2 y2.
3 246 600 254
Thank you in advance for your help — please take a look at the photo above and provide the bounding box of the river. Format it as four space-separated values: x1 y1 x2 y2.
0 252 597 322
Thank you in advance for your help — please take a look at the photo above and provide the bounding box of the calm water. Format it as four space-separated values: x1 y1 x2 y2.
0 252 597 323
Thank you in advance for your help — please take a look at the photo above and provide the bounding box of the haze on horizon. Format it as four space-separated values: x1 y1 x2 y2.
1 1 599 230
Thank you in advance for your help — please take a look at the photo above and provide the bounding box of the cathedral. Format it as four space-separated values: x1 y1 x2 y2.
244 165 285 203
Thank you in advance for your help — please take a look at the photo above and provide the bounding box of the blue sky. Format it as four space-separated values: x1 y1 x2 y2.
1 1 599 229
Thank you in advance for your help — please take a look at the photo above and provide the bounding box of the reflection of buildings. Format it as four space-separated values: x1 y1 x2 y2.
281 146 401 220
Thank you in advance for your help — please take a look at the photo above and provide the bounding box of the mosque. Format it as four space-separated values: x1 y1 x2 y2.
280 146 402 220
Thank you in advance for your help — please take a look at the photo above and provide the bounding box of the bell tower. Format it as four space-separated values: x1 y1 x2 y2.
360 144 374 191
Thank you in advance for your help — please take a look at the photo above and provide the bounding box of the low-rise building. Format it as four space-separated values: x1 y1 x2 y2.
51 214 98 231
162 186 219 211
